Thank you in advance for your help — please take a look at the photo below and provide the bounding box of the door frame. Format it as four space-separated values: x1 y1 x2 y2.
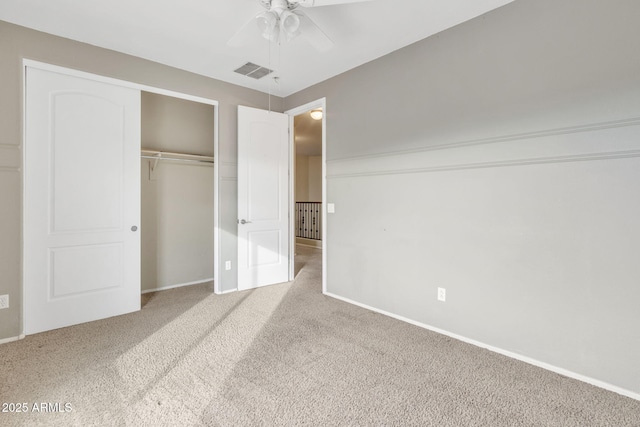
285 98 327 293
22 60 222 335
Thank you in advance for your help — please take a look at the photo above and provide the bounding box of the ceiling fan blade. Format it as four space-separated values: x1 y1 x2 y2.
294 0 375 7
296 12 334 52
227 15 260 47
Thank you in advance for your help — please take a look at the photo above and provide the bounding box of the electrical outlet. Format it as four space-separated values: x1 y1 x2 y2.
225 261 231 271
437 288 446 302
0 294 8 309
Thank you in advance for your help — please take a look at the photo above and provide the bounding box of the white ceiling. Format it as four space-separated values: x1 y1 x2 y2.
0 0 514 97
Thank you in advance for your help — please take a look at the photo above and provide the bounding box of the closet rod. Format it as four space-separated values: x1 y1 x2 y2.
140 155 214 165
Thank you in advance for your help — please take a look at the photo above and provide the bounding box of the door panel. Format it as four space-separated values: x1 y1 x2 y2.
248 230 281 267
51 92 124 233
25 67 141 335
50 243 123 298
247 122 283 222
237 106 289 291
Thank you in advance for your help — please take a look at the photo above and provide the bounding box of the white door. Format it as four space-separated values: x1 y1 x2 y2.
237 106 290 291
24 67 141 335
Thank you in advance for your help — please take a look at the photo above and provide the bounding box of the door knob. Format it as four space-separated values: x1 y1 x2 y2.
131 226 138 232
239 219 252 224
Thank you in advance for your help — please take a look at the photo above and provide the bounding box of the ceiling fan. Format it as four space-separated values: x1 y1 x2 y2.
229 0 375 52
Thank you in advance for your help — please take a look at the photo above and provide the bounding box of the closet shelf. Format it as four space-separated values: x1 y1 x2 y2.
141 148 214 166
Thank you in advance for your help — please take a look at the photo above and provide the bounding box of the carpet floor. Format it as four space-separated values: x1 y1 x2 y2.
1 245 639 426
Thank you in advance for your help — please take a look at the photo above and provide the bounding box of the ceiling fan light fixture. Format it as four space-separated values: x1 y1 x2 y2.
310 109 323 120
256 10 279 40
280 11 301 41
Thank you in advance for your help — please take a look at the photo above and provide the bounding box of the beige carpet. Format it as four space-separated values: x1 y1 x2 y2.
1 245 639 426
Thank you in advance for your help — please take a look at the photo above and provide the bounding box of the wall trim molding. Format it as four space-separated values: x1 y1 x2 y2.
141 278 213 294
0 166 21 172
329 116 640 164
329 149 640 179
0 334 25 345
325 291 640 402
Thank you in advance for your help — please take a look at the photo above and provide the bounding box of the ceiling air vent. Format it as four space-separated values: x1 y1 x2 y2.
234 62 274 80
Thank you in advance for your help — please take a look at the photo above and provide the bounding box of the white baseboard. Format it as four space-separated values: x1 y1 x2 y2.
0 334 25 345
296 238 322 249
142 278 214 294
215 288 237 295
325 292 640 402
296 242 322 249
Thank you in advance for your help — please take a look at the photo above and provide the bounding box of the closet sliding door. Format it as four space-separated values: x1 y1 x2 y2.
24 66 141 334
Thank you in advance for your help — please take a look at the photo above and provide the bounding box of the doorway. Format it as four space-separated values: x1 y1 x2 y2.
286 99 327 292
140 92 216 295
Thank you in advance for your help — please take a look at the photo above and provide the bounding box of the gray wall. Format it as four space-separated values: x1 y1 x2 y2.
295 154 321 202
307 156 322 202
141 92 215 292
295 154 309 202
285 0 640 394
0 20 282 340
141 160 215 291
142 91 215 156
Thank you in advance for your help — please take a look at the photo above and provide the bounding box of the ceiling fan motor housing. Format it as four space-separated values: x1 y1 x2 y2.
260 0 300 11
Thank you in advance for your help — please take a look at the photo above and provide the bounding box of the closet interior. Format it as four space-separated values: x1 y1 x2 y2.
140 91 215 293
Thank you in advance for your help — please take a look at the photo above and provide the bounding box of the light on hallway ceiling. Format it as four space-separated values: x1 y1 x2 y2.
310 109 323 120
